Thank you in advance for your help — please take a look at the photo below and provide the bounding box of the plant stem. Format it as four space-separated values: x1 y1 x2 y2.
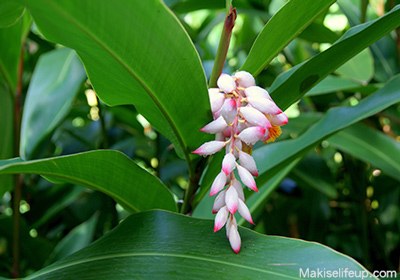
208 5 237 87
11 45 24 279
360 0 369 23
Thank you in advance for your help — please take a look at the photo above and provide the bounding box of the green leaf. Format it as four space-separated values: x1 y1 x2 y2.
0 150 178 212
20 48 86 159
255 75 400 186
0 0 25 27
24 0 210 163
298 21 339 44
46 214 98 264
328 123 400 182
335 48 374 83
270 5 400 110
305 75 372 96
25 210 374 280
241 0 335 76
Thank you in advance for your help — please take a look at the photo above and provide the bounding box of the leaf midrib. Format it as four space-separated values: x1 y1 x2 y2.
44 1 190 164
27 252 300 280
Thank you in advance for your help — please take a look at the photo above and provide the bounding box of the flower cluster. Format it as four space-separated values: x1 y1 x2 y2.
193 71 288 253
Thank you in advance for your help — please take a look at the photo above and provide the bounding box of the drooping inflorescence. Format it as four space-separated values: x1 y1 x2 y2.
193 71 288 253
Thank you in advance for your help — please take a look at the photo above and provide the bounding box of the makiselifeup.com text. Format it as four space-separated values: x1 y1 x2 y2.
299 267 398 279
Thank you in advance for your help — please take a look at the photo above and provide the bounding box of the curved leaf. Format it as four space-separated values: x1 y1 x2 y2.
20 48 86 159
328 123 400 182
0 150 177 212
254 75 400 186
24 0 210 162
270 5 400 110
0 0 25 28
25 210 374 280
241 0 335 76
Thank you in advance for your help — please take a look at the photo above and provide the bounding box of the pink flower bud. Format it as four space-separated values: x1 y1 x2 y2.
238 150 258 177
244 86 271 100
210 171 227 196
238 199 254 224
228 222 241 254
237 126 266 145
193 140 226 156
208 88 225 113
200 116 228 134
234 71 255 88
269 112 288 126
247 96 282 115
240 106 271 128
222 152 236 175
232 179 245 201
237 164 258 192
226 214 237 238
217 73 236 93
220 98 237 124
214 206 229 232
225 186 239 214
212 190 226 214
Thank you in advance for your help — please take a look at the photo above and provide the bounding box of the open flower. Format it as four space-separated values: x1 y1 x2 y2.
193 71 287 253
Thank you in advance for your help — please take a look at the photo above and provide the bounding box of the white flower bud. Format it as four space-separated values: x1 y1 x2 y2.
234 71 255 88
217 73 236 93
225 186 239 214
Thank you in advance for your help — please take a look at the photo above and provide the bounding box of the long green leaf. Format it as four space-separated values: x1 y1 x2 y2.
0 150 177 212
25 210 374 280
241 0 335 76
328 123 400 182
254 75 400 186
270 5 400 110
20 48 86 159
24 0 210 162
0 0 25 27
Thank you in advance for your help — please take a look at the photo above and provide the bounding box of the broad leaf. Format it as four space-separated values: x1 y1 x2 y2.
25 210 375 280
241 0 335 76
24 0 210 163
270 5 400 110
20 48 86 159
0 0 25 27
328 123 400 182
254 75 400 186
0 150 178 212
335 48 374 84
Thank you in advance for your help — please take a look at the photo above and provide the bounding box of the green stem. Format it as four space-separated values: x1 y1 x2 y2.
208 5 237 87
360 0 368 23
11 45 24 279
181 158 207 214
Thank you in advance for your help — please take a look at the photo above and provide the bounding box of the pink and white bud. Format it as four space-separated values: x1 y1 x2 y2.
238 150 259 177
234 71 255 88
237 126 266 145
220 98 237 124
240 106 271 128
244 86 271 100
232 179 245 201
210 171 227 196
208 88 225 113
200 116 228 134
228 222 241 254
247 96 282 115
214 206 229 232
193 140 227 156
225 186 239 214
222 152 236 175
238 199 254 224
269 112 288 126
237 164 258 192
212 190 226 214
226 214 237 238
217 73 236 93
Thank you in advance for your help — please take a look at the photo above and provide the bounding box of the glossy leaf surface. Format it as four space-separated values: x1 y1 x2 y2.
0 150 177 212
25 210 374 280
24 0 210 161
20 48 86 159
